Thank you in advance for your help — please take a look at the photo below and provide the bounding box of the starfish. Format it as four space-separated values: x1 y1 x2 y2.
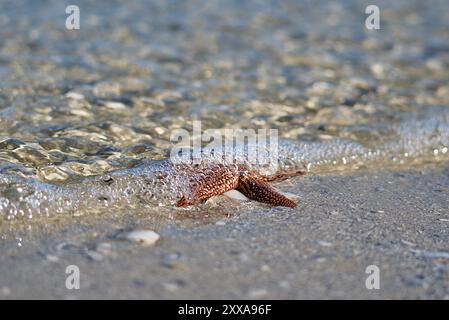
174 163 303 208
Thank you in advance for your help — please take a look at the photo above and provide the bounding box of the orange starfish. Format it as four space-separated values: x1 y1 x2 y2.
174 163 303 208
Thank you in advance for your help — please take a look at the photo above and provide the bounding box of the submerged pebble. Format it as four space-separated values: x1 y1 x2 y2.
65 92 85 100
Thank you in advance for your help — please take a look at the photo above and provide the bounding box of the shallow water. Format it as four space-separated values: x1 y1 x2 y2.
1 0 449 226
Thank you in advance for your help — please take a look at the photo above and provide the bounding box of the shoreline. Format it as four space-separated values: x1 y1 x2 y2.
1 163 448 299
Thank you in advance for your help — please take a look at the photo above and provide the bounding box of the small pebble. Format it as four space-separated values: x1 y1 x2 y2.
87 250 104 261
124 230 160 246
155 127 165 135
96 242 113 254
162 282 180 292
318 240 333 247
104 101 127 110
131 279 146 288
1 286 11 296
162 279 185 292
215 220 226 226
248 289 268 298
401 239 416 247
160 252 182 268
279 281 290 289
239 253 249 262
261 264 271 272
45 254 59 262
65 91 85 100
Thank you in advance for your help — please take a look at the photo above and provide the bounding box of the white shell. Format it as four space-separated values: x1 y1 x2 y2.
124 230 160 246
223 189 248 201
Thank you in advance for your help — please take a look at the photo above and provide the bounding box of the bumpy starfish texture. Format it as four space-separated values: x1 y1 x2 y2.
176 164 302 208
237 172 298 208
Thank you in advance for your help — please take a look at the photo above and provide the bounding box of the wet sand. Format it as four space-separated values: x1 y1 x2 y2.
1 0 449 300
1 164 448 299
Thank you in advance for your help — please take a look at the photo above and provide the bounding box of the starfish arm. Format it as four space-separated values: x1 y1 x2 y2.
176 164 240 207
237 173 298 208
258 168 305 182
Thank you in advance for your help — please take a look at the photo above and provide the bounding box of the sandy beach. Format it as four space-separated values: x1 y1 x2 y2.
1 0 449 300
1 164 448 299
